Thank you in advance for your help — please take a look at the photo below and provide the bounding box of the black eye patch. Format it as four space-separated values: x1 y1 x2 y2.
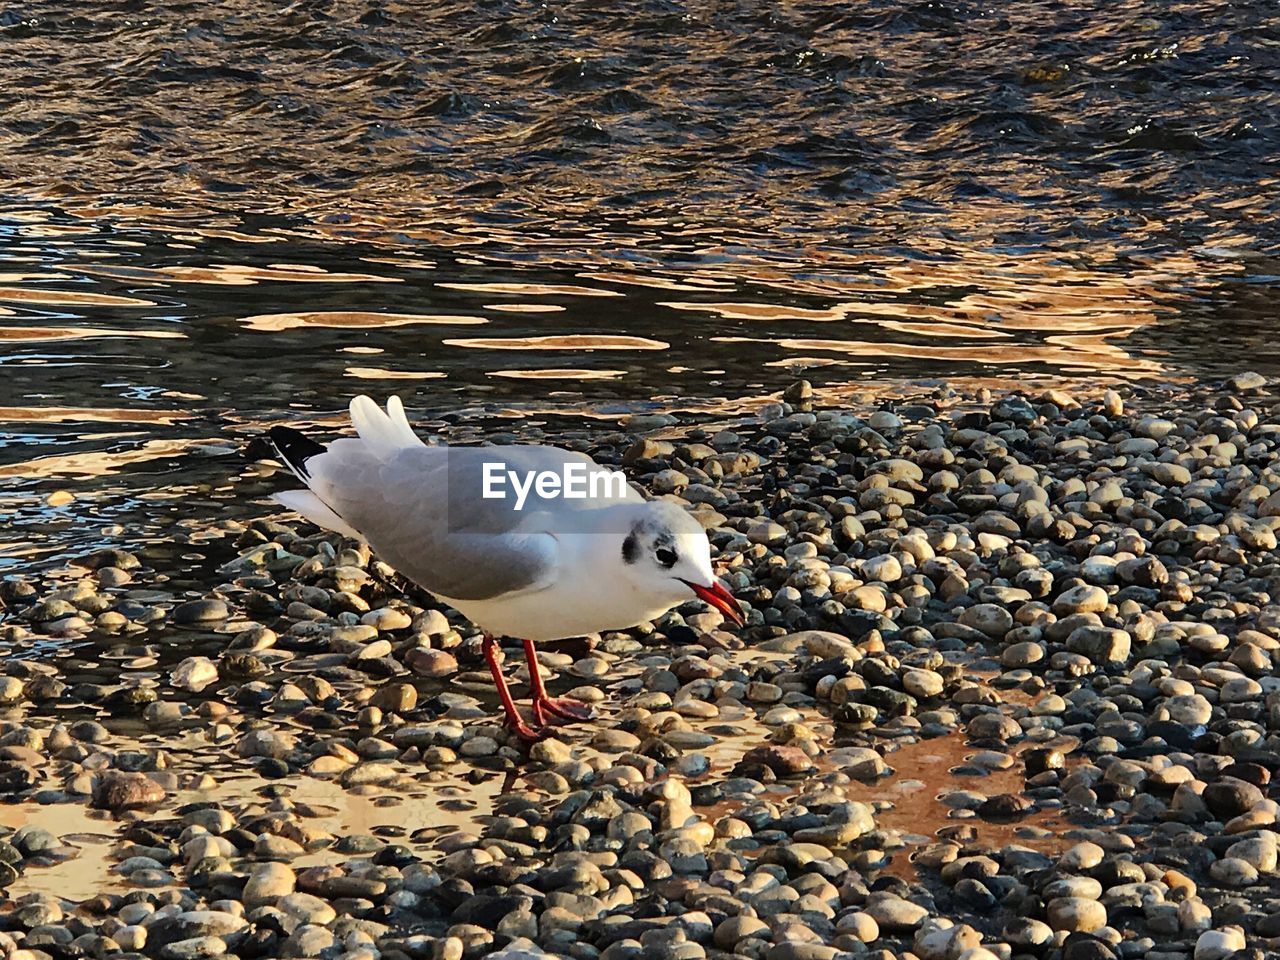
656 547 677 568
622 532 640 564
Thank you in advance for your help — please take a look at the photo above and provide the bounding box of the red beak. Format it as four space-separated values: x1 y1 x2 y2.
681 578 745 626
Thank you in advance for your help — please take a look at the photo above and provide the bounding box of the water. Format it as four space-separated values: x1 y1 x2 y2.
1 0 1278 569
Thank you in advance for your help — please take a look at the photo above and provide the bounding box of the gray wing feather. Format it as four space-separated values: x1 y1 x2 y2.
306 443 636 601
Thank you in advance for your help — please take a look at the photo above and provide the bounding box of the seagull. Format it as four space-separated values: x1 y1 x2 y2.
266 395 744 741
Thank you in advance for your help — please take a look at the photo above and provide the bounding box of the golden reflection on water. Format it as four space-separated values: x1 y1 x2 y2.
436 281 624 298
191 228 283 244
0 176 1255 439
13 224 97 238
483 303 567 313
72 263 401 285
0 272 71 282
360 256 437 270
874 320 1012 340
443 334 669 350
0 286 154 307
763 356 859 369
0 326 184 342
0 407 190 424
581 272 736 292
0 439 197 480
344 367 448 380
239 312 488 332
7 202 1220 390
488 368 627 380
715 334 1163 375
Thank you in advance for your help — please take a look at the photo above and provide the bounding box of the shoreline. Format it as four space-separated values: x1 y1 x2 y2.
1 374 1277 960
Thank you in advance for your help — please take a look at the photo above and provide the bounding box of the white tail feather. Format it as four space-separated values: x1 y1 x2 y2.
349 394 403 460
348 394 423 457
384 395 421 448
273 490 362 539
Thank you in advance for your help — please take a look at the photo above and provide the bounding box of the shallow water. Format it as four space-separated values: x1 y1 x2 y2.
1 0 1278 568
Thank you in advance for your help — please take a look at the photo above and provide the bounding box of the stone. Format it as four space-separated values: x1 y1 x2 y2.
12 827 58 856
1053 585 1109 616
966 712 1022 741
1148 462 1192 486
836 912 879 943
714 916 769 949
1208 857 1257 886
406 648 458 678
362 607 412 631
739 745 813 776
865 894 929 932
1227 371 1266 390
282 925 337 958
236 729 298 760
1165 694 1212 726
1066 626 1131 665
92 771 165 810
902 669 944 698
0 677 24 703
1047 898 1107 933
959 604 1013 638
242 862 296 906
172 599 229 624
161 936 227 960
1202 778 1263 819
1059 842 1105 872
1225 835 1277 873
747 520 787 546
1193 927 1246 960
862 555 903 583
1219 676 1263 704
765 947 839 960
1002 641 1044 667
371 682 418 713
171 657 219 692
147 912 246 949
1003 918 1054 949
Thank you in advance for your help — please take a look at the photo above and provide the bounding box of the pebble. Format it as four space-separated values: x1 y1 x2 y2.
92 771 165 810
242 862 296 906
1048 898 1108 933
406 648 458 677
865 894 929 932
362 607 412 631
1052 585 1109 616
171 656 219 692
1194 927 1246 960
172 599 230 623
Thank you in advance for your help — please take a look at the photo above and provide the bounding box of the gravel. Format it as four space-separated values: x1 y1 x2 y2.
1 376 1280 959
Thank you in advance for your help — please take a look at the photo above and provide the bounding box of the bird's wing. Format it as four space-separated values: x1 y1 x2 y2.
279 396 637 601
317 445 559 601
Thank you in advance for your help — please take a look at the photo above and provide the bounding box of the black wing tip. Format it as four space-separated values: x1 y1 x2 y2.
268 425 325 479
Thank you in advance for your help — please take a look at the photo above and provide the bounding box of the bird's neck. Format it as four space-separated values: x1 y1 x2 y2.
548 501 651 580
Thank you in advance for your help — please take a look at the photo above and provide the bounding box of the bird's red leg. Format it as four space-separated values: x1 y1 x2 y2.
523 638 596 725
482 634 544 742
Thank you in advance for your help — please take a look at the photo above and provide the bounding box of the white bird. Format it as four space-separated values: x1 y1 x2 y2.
267 395 743 741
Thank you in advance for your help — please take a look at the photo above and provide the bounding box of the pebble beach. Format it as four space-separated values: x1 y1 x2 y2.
2 374 1279 960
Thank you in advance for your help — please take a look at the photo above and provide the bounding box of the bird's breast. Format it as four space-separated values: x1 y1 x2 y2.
445 580 680 642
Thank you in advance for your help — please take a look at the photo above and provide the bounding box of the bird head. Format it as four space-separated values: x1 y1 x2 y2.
619 501 744 625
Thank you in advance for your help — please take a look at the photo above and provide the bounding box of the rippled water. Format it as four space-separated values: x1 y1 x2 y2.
1 0 1278 569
